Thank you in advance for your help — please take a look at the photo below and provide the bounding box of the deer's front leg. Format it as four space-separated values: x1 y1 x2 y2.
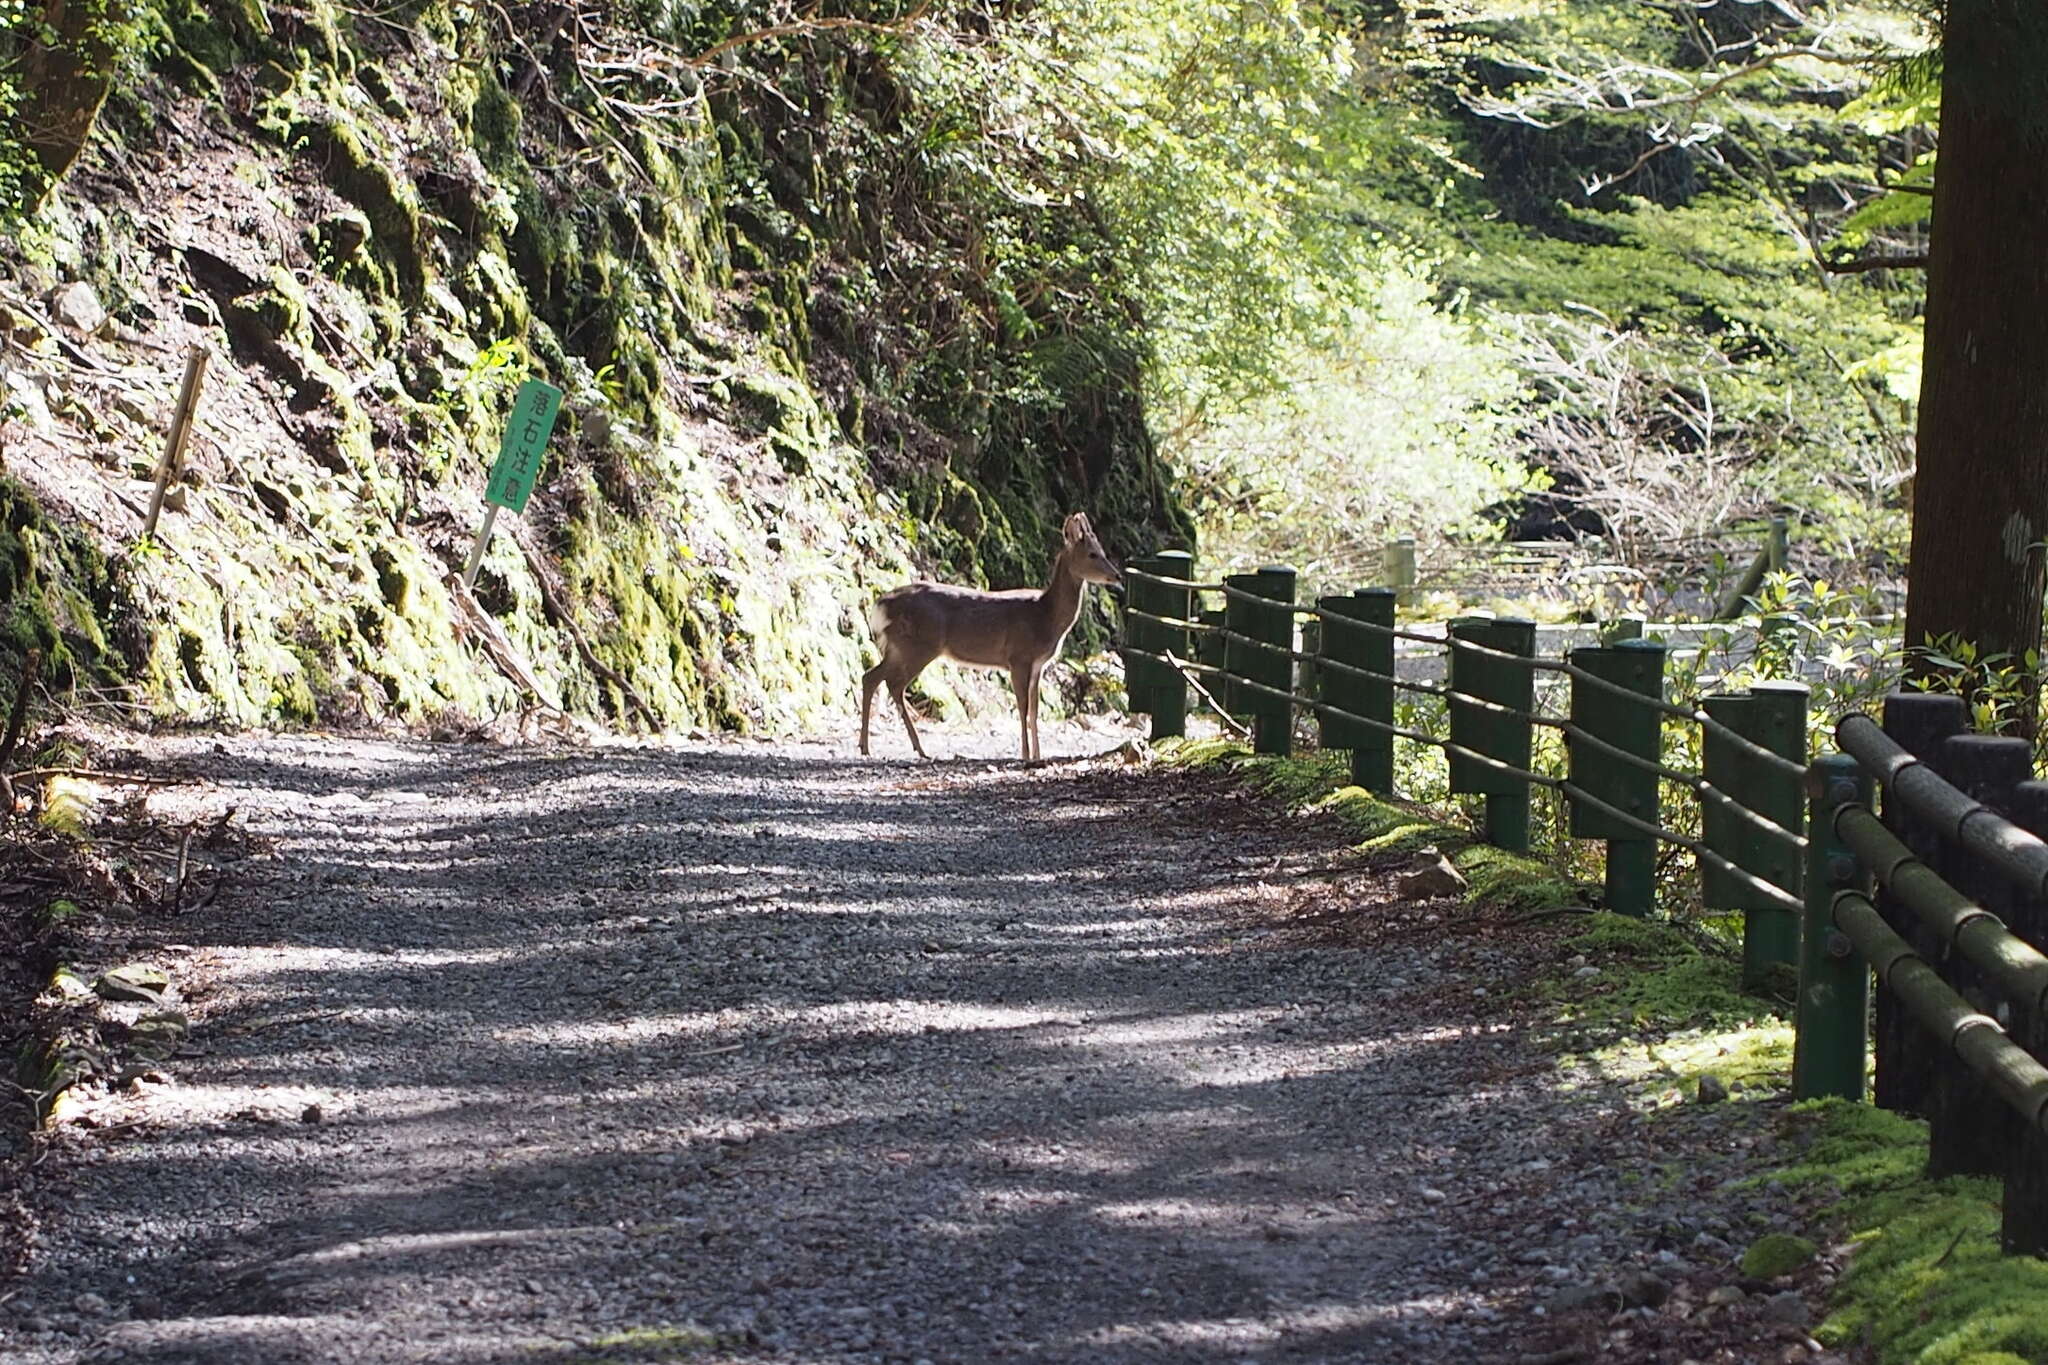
1009 663 1034 761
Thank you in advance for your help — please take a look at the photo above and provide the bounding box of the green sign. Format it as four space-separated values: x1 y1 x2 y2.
485 379 563 514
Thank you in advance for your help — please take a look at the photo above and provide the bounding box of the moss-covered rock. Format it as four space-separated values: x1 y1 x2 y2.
1740 1232 1817 1279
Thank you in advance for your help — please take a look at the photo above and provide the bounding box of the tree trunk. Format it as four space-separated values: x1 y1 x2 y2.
14 0 129 209
1902 1 2048 734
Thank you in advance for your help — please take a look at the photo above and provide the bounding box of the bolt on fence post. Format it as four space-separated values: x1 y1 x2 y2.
1926 732 2032 1178
1148 551 1191 740
1449 616 1537 854
1793 752 1872 1101
1318 588 1395 794
1872 690 1967 1116
2001 779 2048 1254
1567 639 1667 916
1384 537 1418 609
1701 681 1809 992
1224 566 1295 756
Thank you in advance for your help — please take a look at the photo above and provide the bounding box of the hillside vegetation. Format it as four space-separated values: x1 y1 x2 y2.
0 0 1936 730
0 0 1200 730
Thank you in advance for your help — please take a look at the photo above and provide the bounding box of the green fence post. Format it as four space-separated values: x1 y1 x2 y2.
1224 566 1295 756
1385 537 1418 609
1147 550 1191 740
1701 681 1809 991
1318 588 1396 794
1123 553 1161 722
1197 605 1226 679
1449 616 1537 854
1926 733 2032 1179
1872 690 1968 1118
1793 752 1872 1101
1567 639 1667 916
1767 515 1790 574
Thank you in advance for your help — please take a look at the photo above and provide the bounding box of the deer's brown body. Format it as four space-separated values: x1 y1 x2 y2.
860 514 1120 761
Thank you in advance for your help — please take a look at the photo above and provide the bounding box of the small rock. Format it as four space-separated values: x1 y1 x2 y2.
48 280 107 335
1697 1073 1729 1104
1397 850 1467 899
300 1104 324 1125
1707 1284 1748 1307
73 1292 109 1316
315 209 372 264
1419 1187 1447 1203
1549 1282 1622 1313
1572 965 1602 980
94 963 170 1003
1760 1291 1812 1329
1619 1269 1671 1308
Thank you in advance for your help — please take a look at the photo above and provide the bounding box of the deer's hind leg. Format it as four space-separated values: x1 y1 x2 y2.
859 665 885 756
880 641 938 760
1009 662 1037 763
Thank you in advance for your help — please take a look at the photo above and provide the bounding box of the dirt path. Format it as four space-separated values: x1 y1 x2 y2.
5 722 1838 1365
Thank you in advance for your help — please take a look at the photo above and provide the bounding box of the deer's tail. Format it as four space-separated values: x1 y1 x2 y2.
867 590 906 643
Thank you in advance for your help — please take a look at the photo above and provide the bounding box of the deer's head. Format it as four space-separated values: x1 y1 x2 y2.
1062 513 1121 586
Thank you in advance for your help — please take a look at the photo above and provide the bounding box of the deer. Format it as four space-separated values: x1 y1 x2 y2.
859 513 1122 762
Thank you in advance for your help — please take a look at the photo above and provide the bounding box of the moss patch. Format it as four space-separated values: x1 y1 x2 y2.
1157 739 1583 909
0 474 126 685
1769 1101 2048 1364
1555 913 1778 1038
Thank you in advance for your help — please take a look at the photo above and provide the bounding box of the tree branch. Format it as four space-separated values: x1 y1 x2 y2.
1821 251 1930 274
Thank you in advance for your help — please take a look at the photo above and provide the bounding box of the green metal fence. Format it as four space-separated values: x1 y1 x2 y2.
1810 707 2048 1254
1121 557 1809 938
1120 556 2048 1253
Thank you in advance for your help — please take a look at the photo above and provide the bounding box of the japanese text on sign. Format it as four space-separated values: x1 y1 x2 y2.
485 380 563 514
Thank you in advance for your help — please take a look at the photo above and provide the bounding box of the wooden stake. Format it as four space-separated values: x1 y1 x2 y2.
142 345 211 540
462 503 501 590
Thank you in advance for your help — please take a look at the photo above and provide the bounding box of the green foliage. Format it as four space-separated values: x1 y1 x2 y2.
1175 268 1539 590
0 0 165 222
0 0 32 215
1910 633 2042 741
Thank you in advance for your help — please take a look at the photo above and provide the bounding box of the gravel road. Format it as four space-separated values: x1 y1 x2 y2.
4 718 1841 1365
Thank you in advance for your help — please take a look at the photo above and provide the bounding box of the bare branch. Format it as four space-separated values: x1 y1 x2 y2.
1820 251 1930 274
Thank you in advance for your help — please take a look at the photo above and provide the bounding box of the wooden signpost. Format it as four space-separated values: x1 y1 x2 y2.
141 345 211 540
463 378 563 589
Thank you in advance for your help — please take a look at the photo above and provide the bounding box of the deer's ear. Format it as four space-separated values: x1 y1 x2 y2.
1064 513 1091 543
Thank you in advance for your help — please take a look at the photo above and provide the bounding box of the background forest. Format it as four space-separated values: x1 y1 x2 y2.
0 0 1936 729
